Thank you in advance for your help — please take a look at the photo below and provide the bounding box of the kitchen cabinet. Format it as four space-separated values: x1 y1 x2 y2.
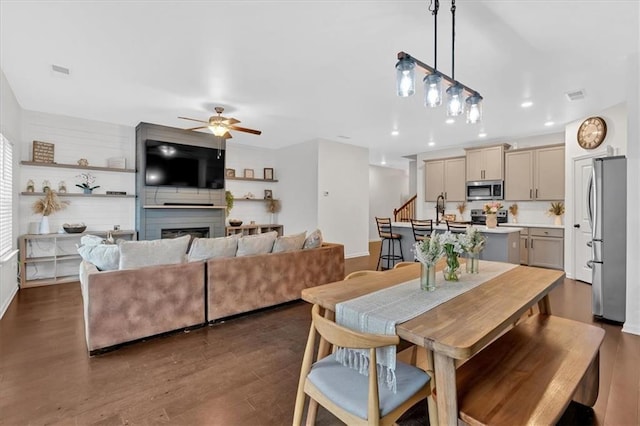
424 157 465 202
518 227 564 270
465 144 509 181
505 144 564 201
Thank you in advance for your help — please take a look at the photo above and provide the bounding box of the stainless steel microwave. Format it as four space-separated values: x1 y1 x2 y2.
466 180 504 201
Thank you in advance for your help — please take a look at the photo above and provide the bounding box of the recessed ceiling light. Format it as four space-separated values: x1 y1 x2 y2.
521 101 533 108
428 141 436 147
478 132 487 138
381 160 387 165
391 130 399 136
445 118 455 124
544 121 554 127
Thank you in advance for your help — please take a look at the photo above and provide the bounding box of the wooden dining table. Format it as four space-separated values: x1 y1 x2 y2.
301 261 566 426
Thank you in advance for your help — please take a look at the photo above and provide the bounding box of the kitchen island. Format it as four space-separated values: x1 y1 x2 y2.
391 222 522 264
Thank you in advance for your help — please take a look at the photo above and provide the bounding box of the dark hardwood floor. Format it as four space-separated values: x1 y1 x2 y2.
1 246 638 425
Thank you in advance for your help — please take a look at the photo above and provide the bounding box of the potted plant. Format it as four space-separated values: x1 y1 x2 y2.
32 190 69 234
266 199 281 224
456 201 467 221
76 173 100 194
225 190 242 226
508 203 519 223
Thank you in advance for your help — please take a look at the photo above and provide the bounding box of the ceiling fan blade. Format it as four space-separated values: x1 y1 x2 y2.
224 117 241 125
223 131 233 139
185 126 208 131
228 125 262 135
178 116 209 124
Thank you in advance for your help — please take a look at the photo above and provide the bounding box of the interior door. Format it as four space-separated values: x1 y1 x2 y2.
573 156 594 283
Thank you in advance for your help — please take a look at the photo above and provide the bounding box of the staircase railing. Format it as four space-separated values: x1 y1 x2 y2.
393 195 417 222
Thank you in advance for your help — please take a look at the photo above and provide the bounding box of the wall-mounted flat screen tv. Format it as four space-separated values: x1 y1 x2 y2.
145 140 225 189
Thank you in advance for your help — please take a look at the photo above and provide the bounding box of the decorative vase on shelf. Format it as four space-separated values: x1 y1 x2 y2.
420 262 437 291
443 253 460 281
554 215 562 226
466 252 480 274
39 215 50 234
486 213 497 229
83 188 92 195
512 215 518 224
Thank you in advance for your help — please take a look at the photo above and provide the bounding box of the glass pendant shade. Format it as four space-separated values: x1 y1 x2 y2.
465 94 483 124
446 83 464 116
396 57 416 97
423 73 443 107
209 124 227 137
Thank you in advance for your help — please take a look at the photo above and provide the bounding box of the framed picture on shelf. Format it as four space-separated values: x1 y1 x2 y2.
225 168 236 178
264 189 273 199
244 168 254 178
264 168 274 180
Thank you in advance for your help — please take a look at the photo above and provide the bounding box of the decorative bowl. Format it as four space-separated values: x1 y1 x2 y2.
228 220 243 227
63 223 87 234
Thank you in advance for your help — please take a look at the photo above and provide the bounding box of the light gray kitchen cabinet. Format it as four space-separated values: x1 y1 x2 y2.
424 157 466 202
465 144 509 181
505 144 565 201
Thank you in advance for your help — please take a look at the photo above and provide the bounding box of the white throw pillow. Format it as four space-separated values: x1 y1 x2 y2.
187 234 241 262
80 234 105 246
118 235 190 269
272 231 306 254
236 231 278 257
77 244 120 271
303 229 323 249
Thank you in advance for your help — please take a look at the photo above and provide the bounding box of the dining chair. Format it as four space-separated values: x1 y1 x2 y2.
293 304 432 426
344 270 383 280
375 217 404 270
410 219 433 242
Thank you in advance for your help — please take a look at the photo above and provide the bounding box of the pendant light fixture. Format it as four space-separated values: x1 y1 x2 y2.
395 0 483 123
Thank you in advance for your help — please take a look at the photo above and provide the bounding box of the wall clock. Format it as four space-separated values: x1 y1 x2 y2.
577 116 607 150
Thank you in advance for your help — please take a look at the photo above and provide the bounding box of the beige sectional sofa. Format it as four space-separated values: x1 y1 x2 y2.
79 235 344 354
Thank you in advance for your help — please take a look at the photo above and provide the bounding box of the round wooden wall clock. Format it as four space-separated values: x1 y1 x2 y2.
577 116 607 149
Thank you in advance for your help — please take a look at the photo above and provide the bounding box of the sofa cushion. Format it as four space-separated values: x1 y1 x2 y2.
303 229 323 249
236 231 278 257
80 234 106 246
272 231 306 253
187 234 241 262
118 235 190 269
77 244 120 271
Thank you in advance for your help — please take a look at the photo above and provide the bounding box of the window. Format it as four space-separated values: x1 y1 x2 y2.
0 134 13 257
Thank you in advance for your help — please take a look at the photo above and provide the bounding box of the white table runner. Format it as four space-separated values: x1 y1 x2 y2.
335 261 518 391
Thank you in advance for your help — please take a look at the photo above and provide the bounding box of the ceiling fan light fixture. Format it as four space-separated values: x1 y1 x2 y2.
446 82 464 116
209 124 227 137
424 73 443 107
465 94 483 124
396 56 416 97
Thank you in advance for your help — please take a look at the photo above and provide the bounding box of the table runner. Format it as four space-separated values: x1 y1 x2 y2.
335 261 518 391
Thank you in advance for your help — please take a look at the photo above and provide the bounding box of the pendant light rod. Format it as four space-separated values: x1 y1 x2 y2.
397 51 482 99
430 0 439 71
451 0 456 80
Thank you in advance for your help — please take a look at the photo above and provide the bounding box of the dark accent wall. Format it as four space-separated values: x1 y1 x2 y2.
135 122 226 240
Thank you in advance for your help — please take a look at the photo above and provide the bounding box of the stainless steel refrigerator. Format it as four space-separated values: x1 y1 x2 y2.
588 156 626 322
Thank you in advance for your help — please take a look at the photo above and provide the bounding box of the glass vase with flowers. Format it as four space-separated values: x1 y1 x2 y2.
440 231 465 281
459 226 486 274
414 233 444 291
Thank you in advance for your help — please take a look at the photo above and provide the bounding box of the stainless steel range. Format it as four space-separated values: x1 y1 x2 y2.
470 209 508 225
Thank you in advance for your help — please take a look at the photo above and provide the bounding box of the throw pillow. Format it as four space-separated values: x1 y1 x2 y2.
303 229 323 249
77 244 120 271
187 233 241 262
272 231 306 253
236 231 278 257
118 235 190 269
80 234 105 246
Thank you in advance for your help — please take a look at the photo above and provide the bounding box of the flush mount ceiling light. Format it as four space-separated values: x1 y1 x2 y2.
396 0 483 123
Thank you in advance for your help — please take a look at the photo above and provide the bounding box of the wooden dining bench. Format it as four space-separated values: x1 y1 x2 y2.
454 313 605 426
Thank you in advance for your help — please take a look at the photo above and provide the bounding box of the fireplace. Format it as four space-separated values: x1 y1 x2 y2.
161 227 209 251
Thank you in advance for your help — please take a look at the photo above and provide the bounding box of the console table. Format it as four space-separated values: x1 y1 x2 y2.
225 224 284 237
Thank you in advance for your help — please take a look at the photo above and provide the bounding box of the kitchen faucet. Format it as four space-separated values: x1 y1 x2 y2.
436 194 446 225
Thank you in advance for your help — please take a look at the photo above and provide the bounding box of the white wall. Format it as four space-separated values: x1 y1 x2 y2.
369 165 409 240
225 144 277 225
318 140 369 258
0 68 22 317
19 111 136 235
276 140 319 236
563 103 628 281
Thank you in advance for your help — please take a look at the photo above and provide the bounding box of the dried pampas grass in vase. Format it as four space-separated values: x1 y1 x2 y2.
32 190 69 234
508 204 519 223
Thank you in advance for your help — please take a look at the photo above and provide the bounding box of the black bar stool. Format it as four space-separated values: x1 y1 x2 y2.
410 219 433 262
375 217 404 270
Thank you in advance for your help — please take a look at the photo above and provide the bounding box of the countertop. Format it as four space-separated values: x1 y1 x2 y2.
392 222 523 234
500 223 565 229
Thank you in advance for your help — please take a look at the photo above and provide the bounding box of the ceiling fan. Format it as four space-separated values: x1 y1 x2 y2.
178 107 262 139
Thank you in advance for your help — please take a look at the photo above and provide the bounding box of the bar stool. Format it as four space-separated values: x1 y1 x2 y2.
375 217 404 270
446 220 471 233
410 219 433 242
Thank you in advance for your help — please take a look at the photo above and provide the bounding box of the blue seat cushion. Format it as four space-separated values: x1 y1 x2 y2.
307 353 430 420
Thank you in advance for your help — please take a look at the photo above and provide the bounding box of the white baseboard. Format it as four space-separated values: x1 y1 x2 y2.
622 322 640 336
345 251 370 259
0 284 18 320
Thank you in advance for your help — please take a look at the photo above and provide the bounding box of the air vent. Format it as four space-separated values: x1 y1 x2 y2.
51 64 70 75
565 89 585 101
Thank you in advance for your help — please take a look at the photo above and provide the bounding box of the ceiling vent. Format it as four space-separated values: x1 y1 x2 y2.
565 89 585 101
51 64 70 75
